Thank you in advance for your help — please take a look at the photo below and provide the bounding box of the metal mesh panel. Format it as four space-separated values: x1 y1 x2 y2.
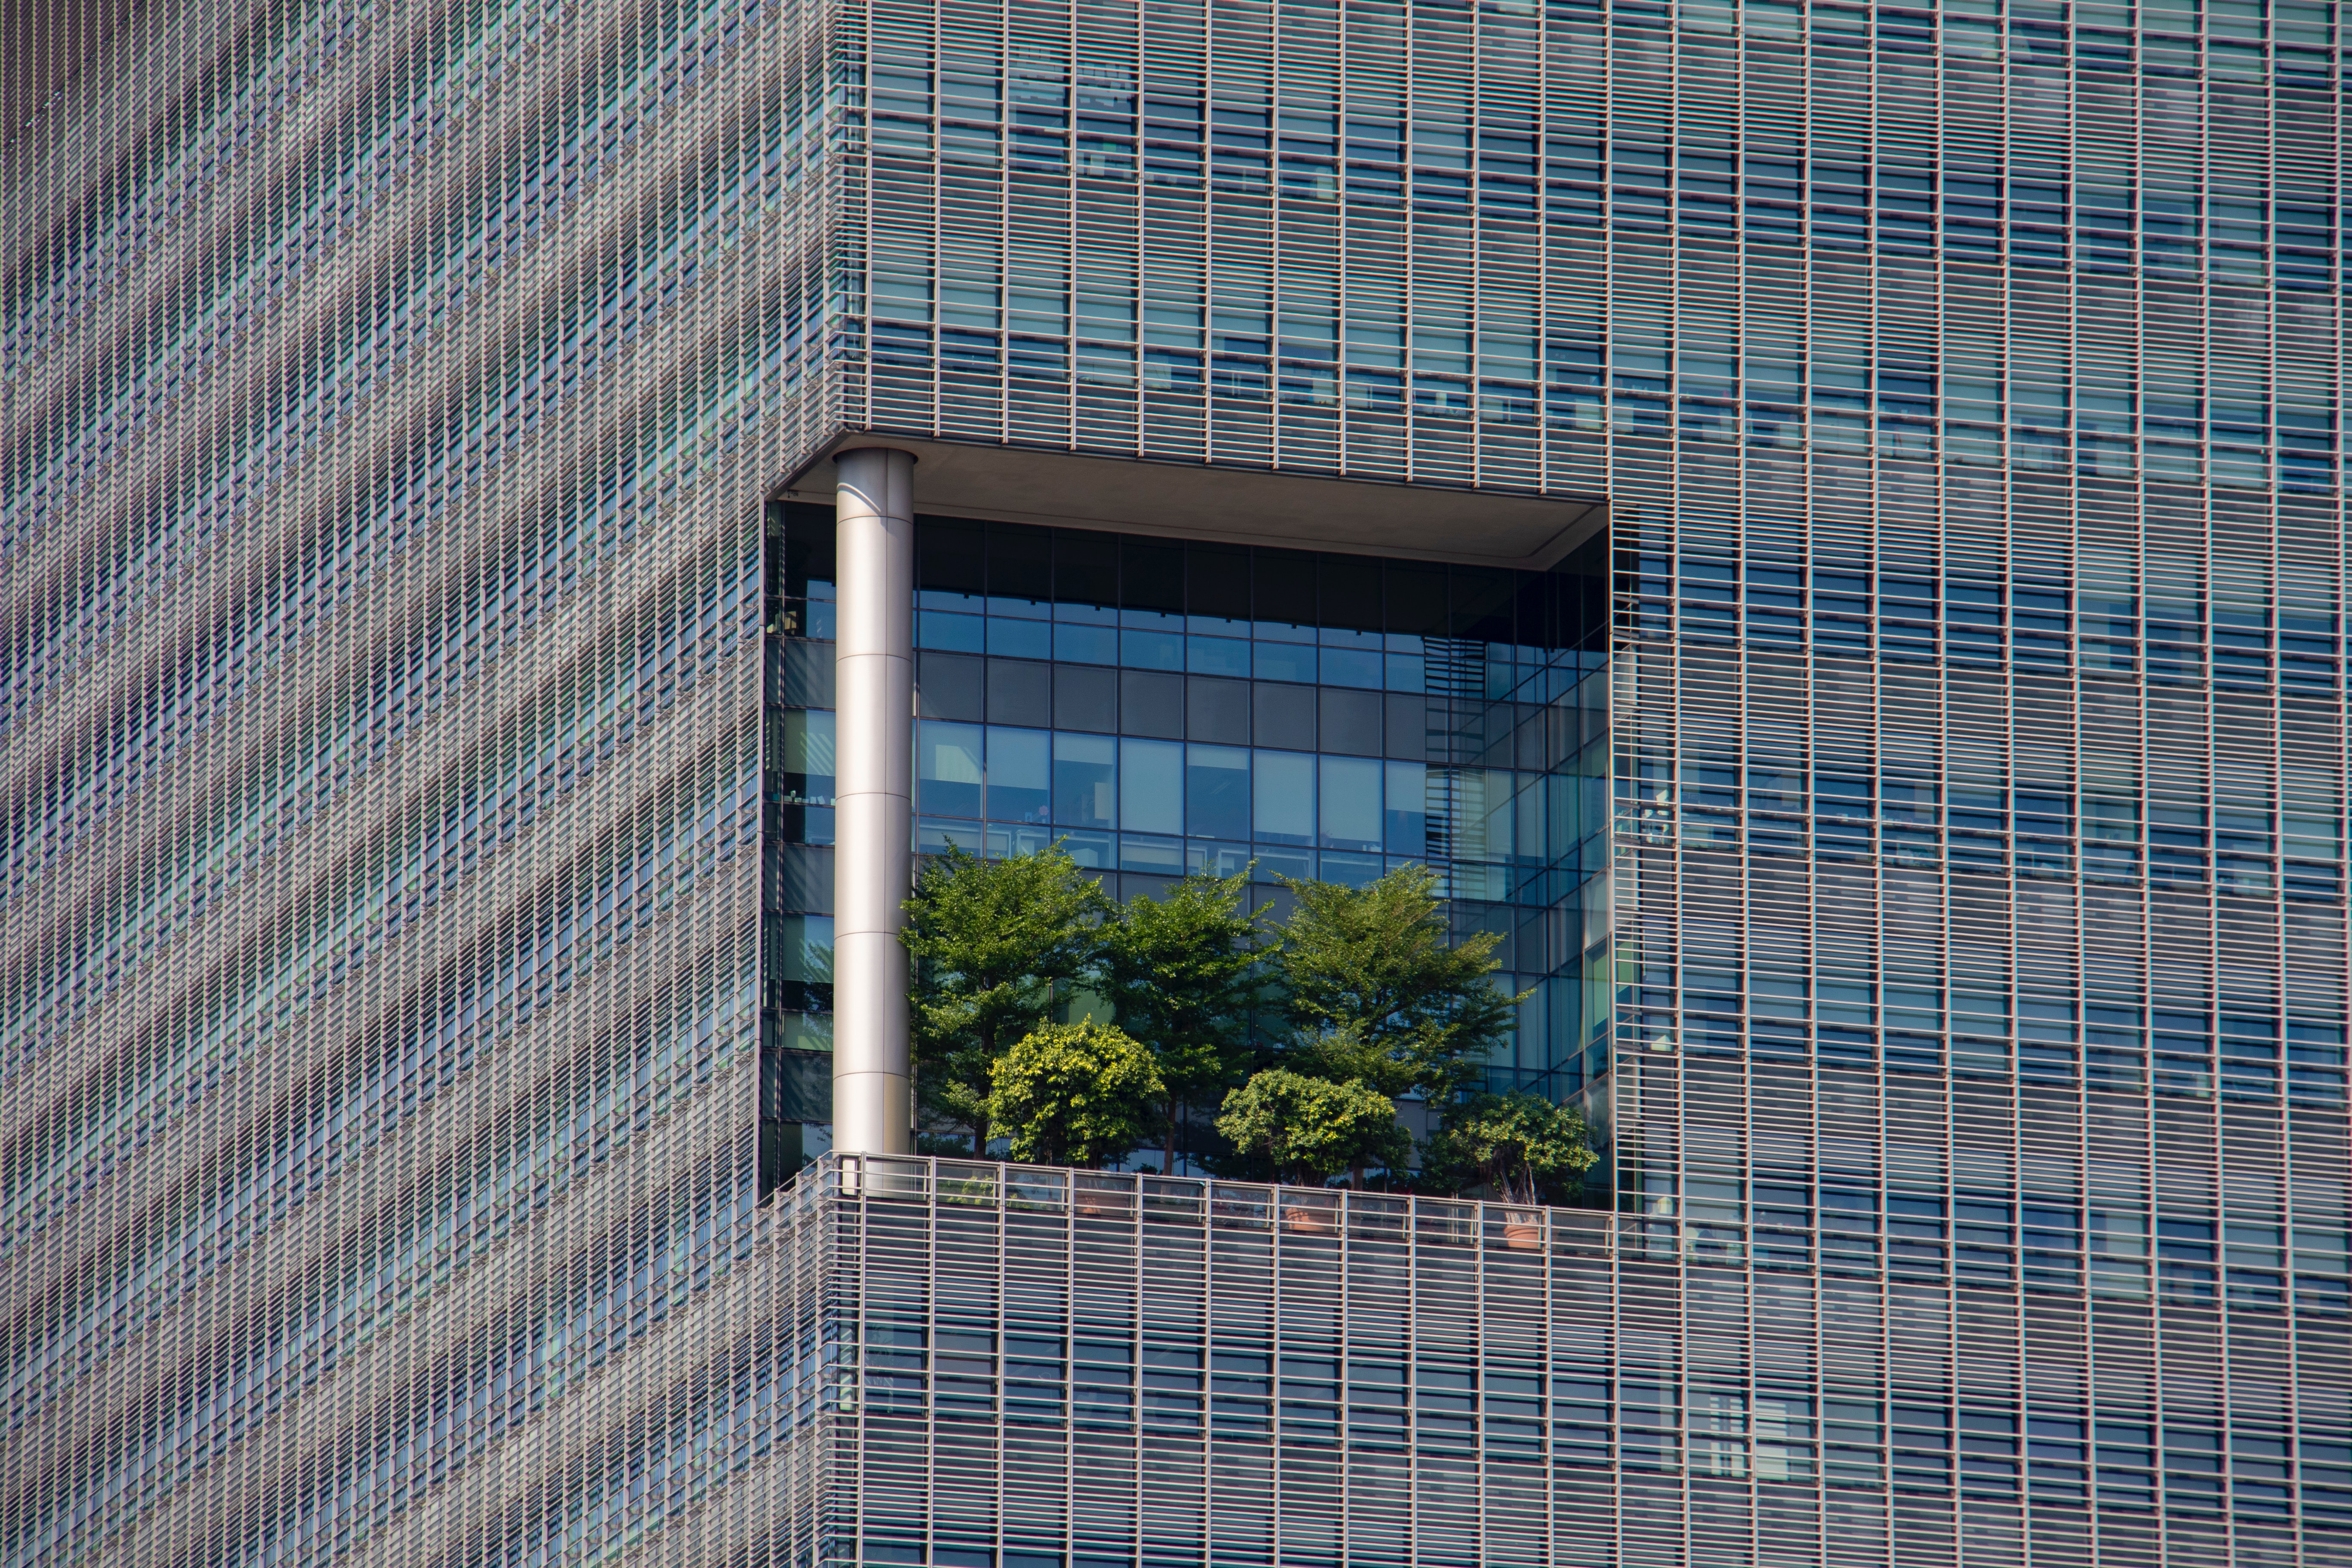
5 0 2345 1563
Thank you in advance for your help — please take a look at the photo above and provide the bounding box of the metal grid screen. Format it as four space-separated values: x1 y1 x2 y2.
821 1154 1617 1568
6 0 2349 1564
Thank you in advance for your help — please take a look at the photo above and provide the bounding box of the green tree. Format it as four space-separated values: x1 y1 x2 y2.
1423 1090 1596 1207
1214 1069 1411 1187
987 1021 1166 1167
1274 865 1526 1102
1098 867 1270 1173
903 843 1112 1153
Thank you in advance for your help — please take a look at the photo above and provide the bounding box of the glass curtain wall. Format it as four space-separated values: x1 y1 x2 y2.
760 500 1608 1190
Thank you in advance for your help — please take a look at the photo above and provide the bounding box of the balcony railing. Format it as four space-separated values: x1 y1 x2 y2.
782 1152 1614 1254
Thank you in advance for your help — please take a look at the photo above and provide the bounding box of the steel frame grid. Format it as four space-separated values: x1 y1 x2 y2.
820 1152 1608 1568
7 0 2350 1562
3 0 837 1563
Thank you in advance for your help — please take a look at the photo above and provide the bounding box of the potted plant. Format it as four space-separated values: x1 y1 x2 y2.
985 1020 1164 1198
1213 1069 1411 1230
1426 1091 1597 1250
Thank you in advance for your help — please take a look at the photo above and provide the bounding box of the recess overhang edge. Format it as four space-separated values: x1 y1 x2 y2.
778 432 1610 572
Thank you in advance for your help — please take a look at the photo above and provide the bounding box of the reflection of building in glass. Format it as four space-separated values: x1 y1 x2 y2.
5 0 2344 1563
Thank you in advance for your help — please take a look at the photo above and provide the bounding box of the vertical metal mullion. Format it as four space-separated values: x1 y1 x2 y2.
1270 1185 1284 1553
1339 1191 1352 1567
926 1159 942 1565
1545 1209 1558 1568
1407 1192 1421 1568
1202 1187 1216 1557
994 1158 1010 1568
1476 1209 1489 1568
854 1154 873 1566
1130 1187 1145 1568
1065 1168 1076 1568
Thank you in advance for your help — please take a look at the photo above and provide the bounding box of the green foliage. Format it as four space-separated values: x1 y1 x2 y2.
1098 867 1270 1167
901 847 1548 1188
987 1021 1167 1168
1274 865 1527 1101
1286 1020 1403 1098
1214 1069 1411 1187
903 844 1112 1152
1423 1090 1596 1207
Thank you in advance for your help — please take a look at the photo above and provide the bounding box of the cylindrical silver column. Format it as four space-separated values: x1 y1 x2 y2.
831 447 916 1155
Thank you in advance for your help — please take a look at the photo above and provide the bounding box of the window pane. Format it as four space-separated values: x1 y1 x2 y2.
919 720 985 818
1121 626 1185 669
1385 760 1427 854
1320 755 1383 850
770 915 834 988
1254 750 1315 844
1483 769 1519 861
1122 737 1184 835
1054 732 1118 829
1320 645 1383 688
782 709 835 776
1255 643 1317 682
989 726 1051 824
1187 744 1251 839
1188 636 1251 677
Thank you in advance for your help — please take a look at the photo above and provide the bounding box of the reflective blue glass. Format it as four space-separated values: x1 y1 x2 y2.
1053 733 1119 830
1253 750 1315 845
1118 738 1183 835
1253 643 1316 682
1318 756 1383 851
1184 744 1250 840
987 727 1053 824
919 720 986 818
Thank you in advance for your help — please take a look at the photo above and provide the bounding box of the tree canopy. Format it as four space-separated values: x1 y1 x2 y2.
1214 1069 1409 1188
1423 1090 1596 1207
901 843 1111 1152
987 1021 1165 1168
1274 864 1525 1102
1096 866 1268 1170
898 847 1592 1204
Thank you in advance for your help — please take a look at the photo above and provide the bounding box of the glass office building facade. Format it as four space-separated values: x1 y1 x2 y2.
3 0 2347 1566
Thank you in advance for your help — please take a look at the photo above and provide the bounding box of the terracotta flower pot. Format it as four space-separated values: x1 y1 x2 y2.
1073 1177 1130 1219
1503 1211 1543 1250
1282 1205 1335 1235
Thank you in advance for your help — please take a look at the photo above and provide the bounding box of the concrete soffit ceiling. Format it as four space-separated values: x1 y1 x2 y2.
779 432 1611 572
